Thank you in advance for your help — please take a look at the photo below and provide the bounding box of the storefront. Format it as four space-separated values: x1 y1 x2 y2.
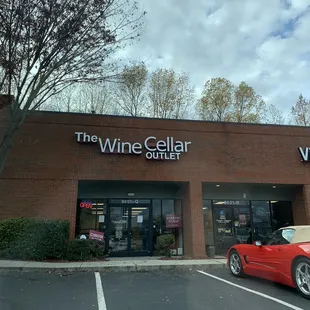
1 108 310 258
76 181 184 256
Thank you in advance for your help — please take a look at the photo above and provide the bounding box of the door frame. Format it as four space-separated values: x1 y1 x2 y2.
106 199 153 257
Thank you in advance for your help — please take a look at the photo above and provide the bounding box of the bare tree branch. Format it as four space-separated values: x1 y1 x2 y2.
113 62 148 116
0 0 145 175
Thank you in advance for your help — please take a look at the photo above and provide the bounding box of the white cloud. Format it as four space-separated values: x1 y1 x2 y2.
116 0 310 120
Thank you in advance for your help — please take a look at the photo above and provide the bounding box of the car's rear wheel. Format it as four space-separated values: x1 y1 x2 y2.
293 257 310 300
229 250 244 277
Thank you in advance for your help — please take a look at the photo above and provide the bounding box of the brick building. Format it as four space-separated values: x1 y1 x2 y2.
1 108 310 258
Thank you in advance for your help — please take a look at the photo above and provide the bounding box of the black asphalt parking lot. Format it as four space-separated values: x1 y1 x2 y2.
0 271 98 310
0 268 309 310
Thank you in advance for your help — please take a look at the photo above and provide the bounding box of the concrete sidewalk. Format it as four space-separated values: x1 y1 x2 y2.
0 257 227 273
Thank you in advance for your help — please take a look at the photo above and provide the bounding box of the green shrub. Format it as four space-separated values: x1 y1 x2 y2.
155 234 175 257
0 218 69 260
67 239 105 261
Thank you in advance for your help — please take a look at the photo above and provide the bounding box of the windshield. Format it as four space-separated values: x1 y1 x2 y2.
263 228 295 245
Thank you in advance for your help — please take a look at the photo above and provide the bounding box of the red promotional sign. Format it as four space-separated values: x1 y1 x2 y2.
89 230 104 242
80 201 93 209
166 214 182 228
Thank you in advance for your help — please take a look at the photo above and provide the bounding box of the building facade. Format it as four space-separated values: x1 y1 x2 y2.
1 109 310 258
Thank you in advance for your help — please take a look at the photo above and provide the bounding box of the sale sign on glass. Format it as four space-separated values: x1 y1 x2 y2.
166 214 182 228
89 230 104 242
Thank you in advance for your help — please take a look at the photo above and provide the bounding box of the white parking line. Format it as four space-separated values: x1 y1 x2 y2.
95 272 107 310
197 270 304 310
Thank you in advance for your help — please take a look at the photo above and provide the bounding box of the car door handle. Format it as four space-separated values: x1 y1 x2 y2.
277 248 282 251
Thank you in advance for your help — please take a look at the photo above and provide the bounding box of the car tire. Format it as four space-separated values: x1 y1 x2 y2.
293 257 310 300
229 249 244 277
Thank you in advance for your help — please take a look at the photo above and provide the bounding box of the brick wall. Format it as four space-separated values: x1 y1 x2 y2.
1 111 310 248
182 182 206 258
292 186 308 225
1 112 310 184
0 179 78 238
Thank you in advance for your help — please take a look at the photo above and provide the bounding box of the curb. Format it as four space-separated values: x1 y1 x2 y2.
0 263 227 274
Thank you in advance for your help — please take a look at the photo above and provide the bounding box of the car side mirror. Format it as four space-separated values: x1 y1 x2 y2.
254 240 262 247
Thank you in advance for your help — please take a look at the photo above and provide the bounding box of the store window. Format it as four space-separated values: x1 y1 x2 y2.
208 199 294 254
232 201 251 244
162 199 174 231
76 199 107 238
251 201 272 243
152 199 183 256
271 201 293 230
203 200 214 248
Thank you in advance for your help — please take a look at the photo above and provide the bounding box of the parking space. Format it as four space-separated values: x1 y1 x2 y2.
101 270 308 310
0 269 309 310
0 271 97 310
204 268 309 309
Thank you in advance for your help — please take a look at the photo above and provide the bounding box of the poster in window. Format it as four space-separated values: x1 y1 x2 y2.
239 214 246 225
166 214 182 228
215 209 232 235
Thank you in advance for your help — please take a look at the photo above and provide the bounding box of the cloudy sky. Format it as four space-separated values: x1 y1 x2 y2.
116 0 310 120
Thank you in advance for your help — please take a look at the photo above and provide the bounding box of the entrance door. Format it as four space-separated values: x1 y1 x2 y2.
213 201 251 255
108 203 152 256
213 206 235 255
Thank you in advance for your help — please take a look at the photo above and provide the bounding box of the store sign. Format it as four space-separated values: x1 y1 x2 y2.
166 214 182 228
213 200 249 206
75 132 191 161
89 230 104 242
109 199 151 205
80 201 93 209
298 147 310 162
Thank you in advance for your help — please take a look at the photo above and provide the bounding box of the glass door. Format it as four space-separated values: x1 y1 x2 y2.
108 206 130 255
130 206 151 256
213 206 234 255
233 204 251 244
108 204 152 256
251 201 273 242
212 200 251 255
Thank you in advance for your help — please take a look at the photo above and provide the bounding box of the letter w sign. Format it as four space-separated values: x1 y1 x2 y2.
298 147 310 162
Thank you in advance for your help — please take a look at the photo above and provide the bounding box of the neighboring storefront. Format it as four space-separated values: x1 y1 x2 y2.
203 198 293 255
1 108 310 258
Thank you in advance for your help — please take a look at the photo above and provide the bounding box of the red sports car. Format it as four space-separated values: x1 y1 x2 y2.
227 225 310 299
